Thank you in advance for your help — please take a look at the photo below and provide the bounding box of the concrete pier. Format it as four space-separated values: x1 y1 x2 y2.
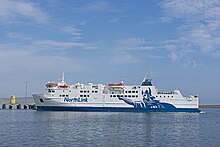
0 96 36 110
0 103 36 110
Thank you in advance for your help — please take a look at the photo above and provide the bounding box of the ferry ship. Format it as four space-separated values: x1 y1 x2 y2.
33 74 200 112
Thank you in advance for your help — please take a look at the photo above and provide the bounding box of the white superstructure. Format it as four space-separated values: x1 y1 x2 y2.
33 74 200 112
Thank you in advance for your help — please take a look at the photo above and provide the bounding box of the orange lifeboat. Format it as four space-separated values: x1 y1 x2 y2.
58 84 69 88
108 83 124 87
46 82 58 87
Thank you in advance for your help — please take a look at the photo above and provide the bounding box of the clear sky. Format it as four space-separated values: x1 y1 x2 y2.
0 0 220 104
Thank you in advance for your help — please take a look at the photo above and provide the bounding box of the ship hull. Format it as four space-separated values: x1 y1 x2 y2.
36 106 201 112
33 74 200 113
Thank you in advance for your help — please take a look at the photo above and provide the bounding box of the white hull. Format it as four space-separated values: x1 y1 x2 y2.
33 74 200 112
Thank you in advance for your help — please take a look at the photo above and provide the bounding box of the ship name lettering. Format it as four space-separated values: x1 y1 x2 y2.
64 97 88 103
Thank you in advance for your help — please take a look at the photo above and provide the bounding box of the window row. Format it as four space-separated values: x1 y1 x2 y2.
80 95 90 97
110 95 138 98
125 91 138 93
48 90 55 93
156 95 174 98
80 90 98 93
60 95 69 97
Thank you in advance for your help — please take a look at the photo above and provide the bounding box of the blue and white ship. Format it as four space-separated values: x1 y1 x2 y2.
33 74 200 112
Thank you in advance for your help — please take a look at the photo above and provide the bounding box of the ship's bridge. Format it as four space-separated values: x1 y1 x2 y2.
141 78 153 86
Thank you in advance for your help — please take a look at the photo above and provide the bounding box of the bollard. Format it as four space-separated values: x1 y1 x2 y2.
9 105 12 109
2 104 6 109
24 105 27 109
17 104 21 109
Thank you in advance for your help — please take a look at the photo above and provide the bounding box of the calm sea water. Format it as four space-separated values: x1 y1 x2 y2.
0 108 219 147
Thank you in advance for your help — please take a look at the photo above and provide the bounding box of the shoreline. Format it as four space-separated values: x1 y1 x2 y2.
199 105 220 108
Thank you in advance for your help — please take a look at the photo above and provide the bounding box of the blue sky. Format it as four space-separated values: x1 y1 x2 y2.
0 0 220 104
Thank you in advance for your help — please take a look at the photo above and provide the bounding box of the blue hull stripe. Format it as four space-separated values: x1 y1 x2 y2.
36 106 201 113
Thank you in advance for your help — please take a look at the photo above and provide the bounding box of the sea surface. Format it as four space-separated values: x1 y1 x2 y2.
0 108 219 147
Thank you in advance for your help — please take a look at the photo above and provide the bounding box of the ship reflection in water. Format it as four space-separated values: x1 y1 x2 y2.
32 111 200 146
1 109 220 146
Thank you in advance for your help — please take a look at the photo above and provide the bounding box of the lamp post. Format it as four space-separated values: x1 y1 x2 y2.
25 82 28 104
